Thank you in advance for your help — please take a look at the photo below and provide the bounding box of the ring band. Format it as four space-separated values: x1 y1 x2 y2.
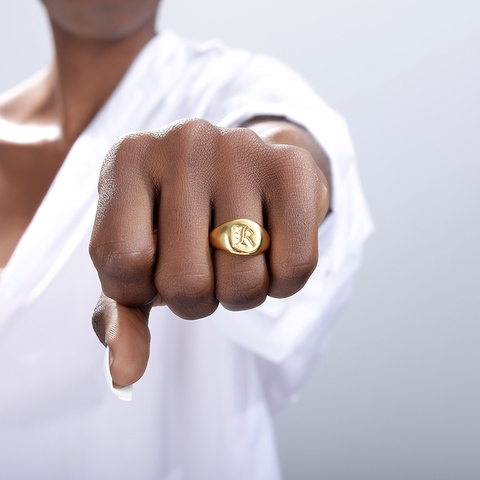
209 219 270 255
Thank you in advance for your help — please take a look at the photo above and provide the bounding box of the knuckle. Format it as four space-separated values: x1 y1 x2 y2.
272 255 318 291
102 132 156 177
90 243 155 284
225 126 263 151
167 118 220 171
99 131 158 191
112 132 154 158
275 144 314 171
217 268 267 307
187 117 214 132
289 147 316 174
177 118 217 142
157 270 213 307
232 126 262 145
266 147 325 205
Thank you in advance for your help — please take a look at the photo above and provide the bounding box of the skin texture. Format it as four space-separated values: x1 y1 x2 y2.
41 0 161 41
90 120 330 387
0 0 159 268
0 0 331 388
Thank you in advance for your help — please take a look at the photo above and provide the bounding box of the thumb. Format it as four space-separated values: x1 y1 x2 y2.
92 294 151 388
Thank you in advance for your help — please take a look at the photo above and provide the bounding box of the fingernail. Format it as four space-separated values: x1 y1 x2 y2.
104 345 133 401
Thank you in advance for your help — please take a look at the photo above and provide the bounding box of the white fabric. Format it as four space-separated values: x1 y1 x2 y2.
0 31 373 479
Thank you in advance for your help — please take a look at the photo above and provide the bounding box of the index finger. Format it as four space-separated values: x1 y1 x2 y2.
89 137 158 306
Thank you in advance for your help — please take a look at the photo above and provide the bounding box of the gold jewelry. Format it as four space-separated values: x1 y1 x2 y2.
209 219 270 255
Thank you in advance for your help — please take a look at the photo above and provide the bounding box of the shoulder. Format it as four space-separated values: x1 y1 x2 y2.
156 30 290 82
156 31 321 104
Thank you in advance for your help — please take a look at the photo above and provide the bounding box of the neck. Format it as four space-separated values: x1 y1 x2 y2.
46 19 156 144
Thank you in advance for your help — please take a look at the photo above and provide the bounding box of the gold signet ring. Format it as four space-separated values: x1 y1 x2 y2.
209 219 270 255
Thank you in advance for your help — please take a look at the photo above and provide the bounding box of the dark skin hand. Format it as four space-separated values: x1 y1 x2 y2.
0 0 331 389
90 118 331 387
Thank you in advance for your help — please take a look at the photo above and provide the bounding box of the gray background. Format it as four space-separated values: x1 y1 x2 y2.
1 0 479 479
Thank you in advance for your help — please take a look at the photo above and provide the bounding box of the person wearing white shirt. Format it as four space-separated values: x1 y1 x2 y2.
0 0 373 478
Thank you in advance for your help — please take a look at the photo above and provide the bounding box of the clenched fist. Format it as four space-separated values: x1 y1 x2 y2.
90 117 330 388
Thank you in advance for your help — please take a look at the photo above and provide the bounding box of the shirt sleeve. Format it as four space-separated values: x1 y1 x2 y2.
200 51 374 369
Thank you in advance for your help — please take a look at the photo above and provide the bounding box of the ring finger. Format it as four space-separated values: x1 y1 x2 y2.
211 189 269 311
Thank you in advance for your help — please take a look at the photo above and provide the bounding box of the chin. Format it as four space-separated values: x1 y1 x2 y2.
41 0 160 41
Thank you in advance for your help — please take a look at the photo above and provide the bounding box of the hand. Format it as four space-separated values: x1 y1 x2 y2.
90 118 330 387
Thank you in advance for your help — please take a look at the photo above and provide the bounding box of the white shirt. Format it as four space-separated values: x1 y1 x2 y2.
0 31 373 479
